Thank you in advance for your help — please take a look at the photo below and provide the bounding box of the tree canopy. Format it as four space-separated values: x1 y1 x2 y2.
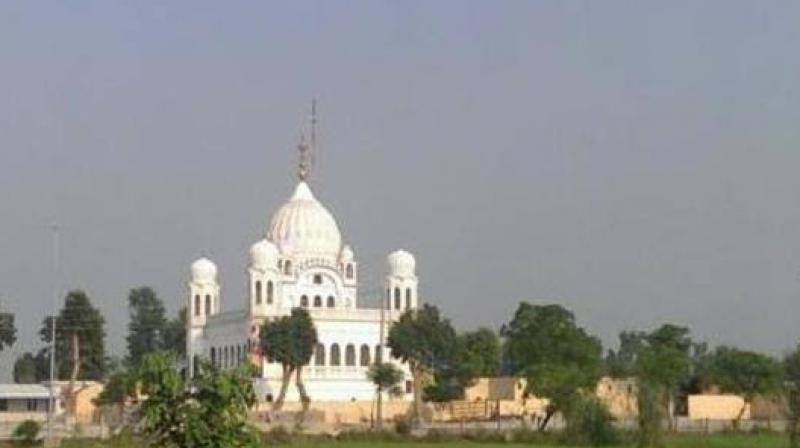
40 290 107 381
13 352 37 384
502 302 603 430
138 351 257 448
367 362 405 430
460 327 501 378
260 307 317 411
127 287 168 367
0 310 16 352
388 304 458 421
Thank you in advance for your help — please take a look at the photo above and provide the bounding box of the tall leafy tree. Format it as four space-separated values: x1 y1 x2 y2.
260 307 317 412
784 344 800 448
704 346 783 427
39 290 107 381
502 302 603 430
387 304 457 423
367 362 405 430
0 309 16 352
127 287 168 367
163 307 187 359
461 327 501 378
605 331 646 378
634 324 693 446
13 352 37 384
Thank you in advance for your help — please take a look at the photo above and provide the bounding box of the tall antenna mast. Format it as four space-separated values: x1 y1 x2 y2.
297 99 318 182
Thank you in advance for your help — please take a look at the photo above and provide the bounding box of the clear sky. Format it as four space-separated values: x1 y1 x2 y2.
1 1 799 369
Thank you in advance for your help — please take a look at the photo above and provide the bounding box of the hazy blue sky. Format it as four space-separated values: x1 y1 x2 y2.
1 1 799 369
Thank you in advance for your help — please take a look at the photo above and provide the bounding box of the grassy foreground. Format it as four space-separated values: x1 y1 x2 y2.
44 431 787 448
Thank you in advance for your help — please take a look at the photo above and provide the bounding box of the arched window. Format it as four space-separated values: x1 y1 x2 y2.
313 295 322 307
205 294 212 315
394 287 401 310
375 345 382 364
314 343 325 366
345 344 356 366
266 281 274 304
236 345 241 364
406 288 412 309
330 344 341 366
327 296 335 308
346 263 354 279
255 281 262 305
360 344 371 366
300 295 309 307
223 347 228 368
313 274 322 285
194 295 201 316
192 355 200 376
210 347 216 366
283 260 292 275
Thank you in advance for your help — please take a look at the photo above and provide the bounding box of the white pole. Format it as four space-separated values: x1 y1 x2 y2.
47 223 59 441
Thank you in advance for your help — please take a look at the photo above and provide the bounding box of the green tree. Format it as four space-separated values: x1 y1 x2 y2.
461 327 501 378
502 302 603 430
422 337 474 403
95 368 137 408
605 331 645 378
0 310 16 352
260 307 317 413
163 307 187 359
39 290 107 381
138 351 257 448
704 346 783 427
126 287 167 368
785 344 800 448
387 304 457 423
634 324 693 446
13 353 37 384
367 362 405 430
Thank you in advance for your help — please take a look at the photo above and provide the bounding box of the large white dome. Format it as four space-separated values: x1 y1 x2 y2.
267 182 342 258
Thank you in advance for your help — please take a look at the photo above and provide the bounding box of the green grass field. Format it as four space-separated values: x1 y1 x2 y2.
44 431 788 448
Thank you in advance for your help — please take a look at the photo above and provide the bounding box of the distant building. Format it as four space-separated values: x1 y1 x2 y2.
186 113 417 404
0 384 61 423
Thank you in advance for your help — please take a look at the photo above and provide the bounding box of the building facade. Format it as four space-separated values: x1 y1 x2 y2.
186 158 418 403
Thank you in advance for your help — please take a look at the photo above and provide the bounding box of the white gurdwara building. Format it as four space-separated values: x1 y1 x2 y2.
186 163 419 403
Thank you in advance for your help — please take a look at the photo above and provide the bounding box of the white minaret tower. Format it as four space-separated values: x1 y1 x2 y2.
385 249 419 319
187 257 220 378
248 238 281 316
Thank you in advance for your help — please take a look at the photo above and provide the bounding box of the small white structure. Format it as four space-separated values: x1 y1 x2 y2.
186 120 418 404
0 384 62 423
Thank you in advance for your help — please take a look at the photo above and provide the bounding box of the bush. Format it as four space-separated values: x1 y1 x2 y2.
13 420 41 445
263 425 292 445
562 396 620 446
394 417 412 436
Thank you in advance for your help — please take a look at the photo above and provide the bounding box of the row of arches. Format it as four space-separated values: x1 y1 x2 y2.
313 343 381 367
254 280 274 305
209 343 249 369
386 287 414 311
300 294 336 308
193 294 214 317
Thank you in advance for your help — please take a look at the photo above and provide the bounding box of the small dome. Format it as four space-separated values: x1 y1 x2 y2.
388 249 416 277
250 239 279 269
191 257 218 283
340 244 354 263
267 182 342 259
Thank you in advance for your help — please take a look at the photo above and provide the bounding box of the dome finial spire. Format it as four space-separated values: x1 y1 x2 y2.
297 98 318 182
